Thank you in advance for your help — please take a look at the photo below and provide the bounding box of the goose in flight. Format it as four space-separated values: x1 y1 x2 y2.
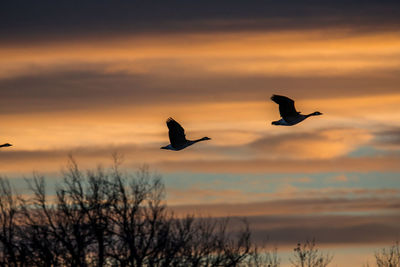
161 118 211 151
0 143 12 148
271 94 322 126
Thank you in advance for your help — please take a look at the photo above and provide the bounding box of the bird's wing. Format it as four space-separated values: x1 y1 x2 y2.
166 118 187 146
271 95 299 118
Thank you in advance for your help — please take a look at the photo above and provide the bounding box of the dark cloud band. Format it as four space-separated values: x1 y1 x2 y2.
1 0 400 43
1 69 400 114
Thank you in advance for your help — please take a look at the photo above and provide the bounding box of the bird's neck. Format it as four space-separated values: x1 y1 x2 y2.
192 137 208 143
305 112 318 118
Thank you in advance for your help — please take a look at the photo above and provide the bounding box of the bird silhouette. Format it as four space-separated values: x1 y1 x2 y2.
271 94 322 126
161 118 211 151
0 143 12 148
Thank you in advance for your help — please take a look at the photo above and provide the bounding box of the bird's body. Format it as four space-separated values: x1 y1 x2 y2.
272 114 308 126
0 143 12 148
161 118 210 151
271 95 322 126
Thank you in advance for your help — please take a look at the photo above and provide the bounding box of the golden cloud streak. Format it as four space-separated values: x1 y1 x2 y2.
1 30 400 78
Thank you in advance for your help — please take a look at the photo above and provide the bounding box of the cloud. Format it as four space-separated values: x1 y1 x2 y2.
373 127 400 150
329 174 349 182
161 212 400 246
169 196 400 245
158 156 400 174
3 29 400 80
168 183 400 208
0 122 395 175
168 191 400 244
1 0 400 43
1 26 400 117
1 48 400 115
2 6 400 111
246 213 400 245
1 140 400 174
0 142 219 173
248 128 372 159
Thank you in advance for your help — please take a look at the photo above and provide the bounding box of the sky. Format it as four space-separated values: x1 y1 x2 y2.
1 0 400 265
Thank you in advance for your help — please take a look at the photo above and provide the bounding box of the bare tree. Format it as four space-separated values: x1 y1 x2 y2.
105 164 169 266
375 242 400 267
0 178 27 266
0 158 264 267
289 239 333 267
245 245 280 267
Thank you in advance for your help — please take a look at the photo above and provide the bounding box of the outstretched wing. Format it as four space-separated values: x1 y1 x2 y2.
166 118 187 146
271 95 299 118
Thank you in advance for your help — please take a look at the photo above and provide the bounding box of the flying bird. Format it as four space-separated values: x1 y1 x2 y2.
0 143 12 148
161 118 211 151
271 94 322 126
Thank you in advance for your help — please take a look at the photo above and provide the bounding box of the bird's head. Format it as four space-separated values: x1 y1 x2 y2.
201 137 211 141
312 111 323 116
160 145 169 150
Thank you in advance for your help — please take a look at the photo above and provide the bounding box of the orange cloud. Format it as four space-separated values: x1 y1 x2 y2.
169 194 400 217
1 30 400 79
157 156 400 174
329 175 348 182
250 128 372 159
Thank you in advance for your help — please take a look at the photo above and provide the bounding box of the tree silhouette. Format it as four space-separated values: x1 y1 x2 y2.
289 239 333 267
0 159 266 267
375 242 400 267
0 178 27 266
247 245 280 267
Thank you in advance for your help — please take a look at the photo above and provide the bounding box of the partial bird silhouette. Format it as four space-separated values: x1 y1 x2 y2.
0 143 12 148
271 94 322 126
161 118 211 151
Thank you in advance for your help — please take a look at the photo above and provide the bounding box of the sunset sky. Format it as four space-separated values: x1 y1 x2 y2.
1 1 400 265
